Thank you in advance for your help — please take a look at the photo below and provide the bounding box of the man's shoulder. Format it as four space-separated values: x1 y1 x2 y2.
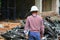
37 15 43 19
27 15 32 19
37 15 42 18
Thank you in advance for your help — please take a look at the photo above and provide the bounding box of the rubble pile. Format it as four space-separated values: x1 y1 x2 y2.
44 16 57 40
42 11 60 40
0 36 5 40
1 26 26 40
0 22 21 34
0 11 60 40
40 11 58 18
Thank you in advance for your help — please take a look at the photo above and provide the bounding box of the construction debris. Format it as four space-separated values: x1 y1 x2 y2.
40 11 58 18
1 26 26 40
0 22 21 34
0 36 5 40
50 15 60 21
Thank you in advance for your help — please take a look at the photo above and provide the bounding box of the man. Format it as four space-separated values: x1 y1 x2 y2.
24 6 44 40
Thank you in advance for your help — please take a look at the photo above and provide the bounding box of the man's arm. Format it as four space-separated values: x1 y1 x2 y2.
40 18 45 38
41 20 44 34
24 17 30 35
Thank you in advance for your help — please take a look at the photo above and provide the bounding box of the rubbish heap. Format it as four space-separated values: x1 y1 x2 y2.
0 11 60 40
41 11 60 40
43 16 57 40
1 26 26 40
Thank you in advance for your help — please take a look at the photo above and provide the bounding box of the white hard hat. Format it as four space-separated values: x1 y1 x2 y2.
30 6 39 12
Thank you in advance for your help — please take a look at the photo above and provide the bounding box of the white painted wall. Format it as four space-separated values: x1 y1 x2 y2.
50 0 59 14
59 0 60 7
35 0 59 14
52 0 56 11
35 0 42 13
56 0 59 14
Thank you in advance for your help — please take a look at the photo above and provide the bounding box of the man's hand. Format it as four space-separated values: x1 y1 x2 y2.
25 34 28 39
40 34 44 38
24 30 29 39
40 32 44 38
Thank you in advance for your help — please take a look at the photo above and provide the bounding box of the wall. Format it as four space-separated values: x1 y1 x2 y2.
35 0 59 14
59 0 60 14
52 0 56 11
52 0 59 14
42 0 59 13
16 0 35 19
35 0 42 13
42 0 52 12
59 0 60 7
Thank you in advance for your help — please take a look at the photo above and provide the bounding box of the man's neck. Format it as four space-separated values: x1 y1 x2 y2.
32 13 37 17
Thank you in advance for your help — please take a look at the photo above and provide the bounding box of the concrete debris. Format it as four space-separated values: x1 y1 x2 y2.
40 11 58 18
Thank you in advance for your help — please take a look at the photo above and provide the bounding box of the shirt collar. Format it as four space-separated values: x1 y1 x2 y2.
32 14 37 17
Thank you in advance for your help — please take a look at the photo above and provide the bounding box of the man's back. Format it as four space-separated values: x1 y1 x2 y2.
25 15 43 32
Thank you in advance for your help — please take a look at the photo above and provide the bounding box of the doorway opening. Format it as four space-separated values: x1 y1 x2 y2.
1 0 35 20
16 0 35 19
